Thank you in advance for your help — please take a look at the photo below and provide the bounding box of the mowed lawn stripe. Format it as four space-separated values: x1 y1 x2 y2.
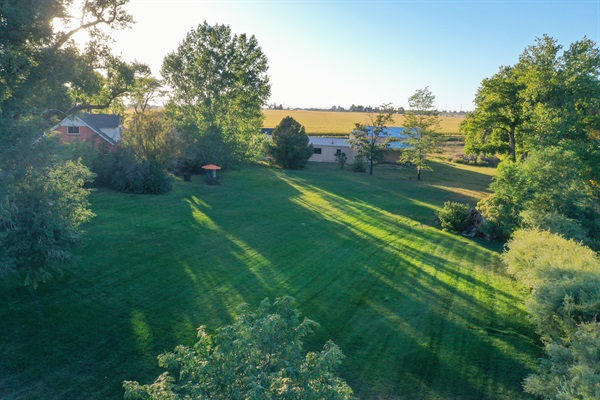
1 162 539 399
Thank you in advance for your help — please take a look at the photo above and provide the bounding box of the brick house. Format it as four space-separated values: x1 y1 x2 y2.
54 113 122 148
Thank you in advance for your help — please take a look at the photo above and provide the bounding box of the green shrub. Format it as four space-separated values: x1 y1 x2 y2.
520 210 591 245
335 149 347 169
437 201 472 233
523 321 600 400
526 273 600 341
111 157 173 194
352 155 366 173
502 229 599 290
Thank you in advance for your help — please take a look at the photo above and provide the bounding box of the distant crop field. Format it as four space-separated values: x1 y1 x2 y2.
263 110 465 135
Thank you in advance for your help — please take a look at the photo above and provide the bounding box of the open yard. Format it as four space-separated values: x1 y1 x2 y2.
262 110 466 135
1 162 539 399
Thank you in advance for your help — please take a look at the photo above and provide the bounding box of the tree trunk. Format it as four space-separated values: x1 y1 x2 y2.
369 157 373 175
509 128 516 162
417 166 421 180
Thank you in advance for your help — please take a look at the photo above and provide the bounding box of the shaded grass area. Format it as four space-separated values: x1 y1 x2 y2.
0 162 539 399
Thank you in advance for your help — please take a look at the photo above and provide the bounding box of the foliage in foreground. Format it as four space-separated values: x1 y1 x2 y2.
0 159 95 287
477 146 599 244
267 117 313 169
523 321 600 400
503 229 600 399
123 297 352 400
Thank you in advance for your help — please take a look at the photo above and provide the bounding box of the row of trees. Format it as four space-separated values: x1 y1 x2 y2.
348 88 442 179
459 35 600 399
463 35 600 249
0 2 274 287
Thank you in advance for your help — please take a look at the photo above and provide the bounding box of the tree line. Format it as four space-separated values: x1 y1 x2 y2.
460 35 600 249
0 2 352 398
441 34 600 400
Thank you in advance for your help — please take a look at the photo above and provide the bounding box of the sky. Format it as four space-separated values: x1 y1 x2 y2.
102 0 600 111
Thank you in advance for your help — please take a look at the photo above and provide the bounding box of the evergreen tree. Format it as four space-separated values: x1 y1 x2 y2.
267 116 313 169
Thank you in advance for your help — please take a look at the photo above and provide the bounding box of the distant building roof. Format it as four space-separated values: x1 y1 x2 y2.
309 137 351 147
366 126 411 149
80 113 121 130
78 113 121 145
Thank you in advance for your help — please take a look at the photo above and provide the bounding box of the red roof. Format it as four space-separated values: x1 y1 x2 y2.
201 164 221 170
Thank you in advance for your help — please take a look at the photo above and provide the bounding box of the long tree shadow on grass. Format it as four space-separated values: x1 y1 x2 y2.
192 166 538 400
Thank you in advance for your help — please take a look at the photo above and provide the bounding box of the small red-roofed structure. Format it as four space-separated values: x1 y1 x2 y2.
202 164 221 185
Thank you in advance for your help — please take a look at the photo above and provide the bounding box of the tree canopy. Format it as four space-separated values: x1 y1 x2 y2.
348 104 395 176
161 21 271 168
467 36 600 247
461 35 600 162
123 297 353 399
267 116 313 169
0 0 140 286
400 87 442 180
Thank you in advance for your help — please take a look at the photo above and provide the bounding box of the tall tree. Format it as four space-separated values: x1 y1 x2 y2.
0 0 139 286
517 36 600 144
400 87 442 180
348 104 395 176
122 73 180 165
463 35 600 162
161 21 271 168
123 297 353 399
460 66 525 161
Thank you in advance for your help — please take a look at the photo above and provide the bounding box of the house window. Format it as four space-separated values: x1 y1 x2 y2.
313 147 322 154
67 126 80 135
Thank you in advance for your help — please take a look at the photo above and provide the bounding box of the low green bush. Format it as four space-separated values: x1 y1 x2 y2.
111 156 173 194
352 155 366 173
437 201 472 232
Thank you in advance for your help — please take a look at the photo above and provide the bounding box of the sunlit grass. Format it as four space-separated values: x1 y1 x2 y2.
0 161 539 399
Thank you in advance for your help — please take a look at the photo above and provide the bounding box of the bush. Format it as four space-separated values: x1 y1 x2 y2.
123 297 353 399
111 156 173 194
520 210 591 245
523 321 600 400
502 229 599 290
352 155 366 172
0 160 95 287
437 201 472 232
451 153 499 167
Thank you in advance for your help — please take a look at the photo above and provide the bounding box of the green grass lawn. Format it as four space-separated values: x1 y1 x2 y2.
1 162 540 399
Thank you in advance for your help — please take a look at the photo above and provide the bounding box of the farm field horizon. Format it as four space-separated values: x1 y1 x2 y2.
262 109 466 135
1 162 540 399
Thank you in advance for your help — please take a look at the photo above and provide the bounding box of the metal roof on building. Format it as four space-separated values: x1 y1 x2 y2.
309 137 351 147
